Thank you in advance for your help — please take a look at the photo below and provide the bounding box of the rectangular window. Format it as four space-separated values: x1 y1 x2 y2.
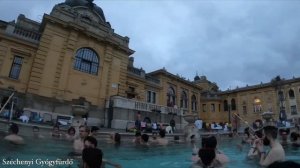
192 101 197 111
152 92 156 104
218 104 221 112
291 105 297 115
211 104 215 112
147 91 156 104
243 106 247 115
129 87 135 93
147 91 151 103
9 56 23 79
254 105 262 113
202 104 206 112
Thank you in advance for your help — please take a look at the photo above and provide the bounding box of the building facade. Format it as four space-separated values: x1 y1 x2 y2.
0 0 299 129
200 76 300 128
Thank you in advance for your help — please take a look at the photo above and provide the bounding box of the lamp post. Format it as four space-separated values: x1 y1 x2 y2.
228 103 231 123
271 76 286 125
279 90 286 125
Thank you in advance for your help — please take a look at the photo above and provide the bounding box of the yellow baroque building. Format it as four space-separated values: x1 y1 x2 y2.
0 0 299 129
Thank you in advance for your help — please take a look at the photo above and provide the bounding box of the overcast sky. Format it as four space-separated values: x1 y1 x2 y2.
1 0 300 91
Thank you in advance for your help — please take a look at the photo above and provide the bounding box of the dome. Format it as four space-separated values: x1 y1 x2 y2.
194 75 200 81
60 0 106 23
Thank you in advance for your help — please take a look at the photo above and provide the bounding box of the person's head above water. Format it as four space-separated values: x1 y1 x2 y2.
201 136 217 149
84 136 98 148
9 123 19 134
141 134 149 143
67 127 76 135
82 147 103 168
32 126 39 132
114 133 121 143
79 125 90 139
159 129 166 138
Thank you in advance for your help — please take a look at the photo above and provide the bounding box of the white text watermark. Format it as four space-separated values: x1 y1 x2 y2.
2 158 74 167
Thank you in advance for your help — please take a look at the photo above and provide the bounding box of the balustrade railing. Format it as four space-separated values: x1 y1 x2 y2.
145 75 160 84
127 66 142 76
12 26 41 41
111 96 182 115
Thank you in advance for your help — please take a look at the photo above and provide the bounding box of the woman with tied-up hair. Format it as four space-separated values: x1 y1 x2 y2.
192 136 229 168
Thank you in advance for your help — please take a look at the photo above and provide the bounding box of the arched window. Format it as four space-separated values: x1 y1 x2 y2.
231 98 236 110
191 95 197 111
73 48 99 75
253 98 262 113
289 89 295 99
180 91 188 108
224 100 228 111
167 87 176 107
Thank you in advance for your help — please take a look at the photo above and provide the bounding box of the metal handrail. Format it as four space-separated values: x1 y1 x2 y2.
0 92 15 114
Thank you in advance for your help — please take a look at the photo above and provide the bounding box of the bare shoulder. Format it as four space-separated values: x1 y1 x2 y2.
216 153 229 163
4 135 25 145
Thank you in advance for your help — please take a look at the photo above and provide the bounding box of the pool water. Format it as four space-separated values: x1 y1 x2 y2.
103 138 300 168
1 129 300 168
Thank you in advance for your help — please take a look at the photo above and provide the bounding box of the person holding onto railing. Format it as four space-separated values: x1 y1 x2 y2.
247 130 263 159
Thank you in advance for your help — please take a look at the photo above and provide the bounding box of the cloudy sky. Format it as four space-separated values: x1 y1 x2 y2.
1 0 300 90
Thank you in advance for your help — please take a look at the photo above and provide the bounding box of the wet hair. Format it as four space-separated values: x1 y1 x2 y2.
10 123 19 134
198 148 216 167
67 127 76 134
114 133 121 143
84 136 98 147
82 148 103 168
174 135 180 141
91 126 99 133
267 161 300 168
159 129 166 138
264 126 278 139
190 134 195 139
141 134 149 143
290 132 299 142
202 136 217 149
255 130 263 138
244 127 250 137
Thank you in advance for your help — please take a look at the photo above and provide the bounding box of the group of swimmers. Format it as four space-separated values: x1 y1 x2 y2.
190 125 300 168
75 125 121 168
132 129 169 146
3 123 121 168
3 122 300 168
